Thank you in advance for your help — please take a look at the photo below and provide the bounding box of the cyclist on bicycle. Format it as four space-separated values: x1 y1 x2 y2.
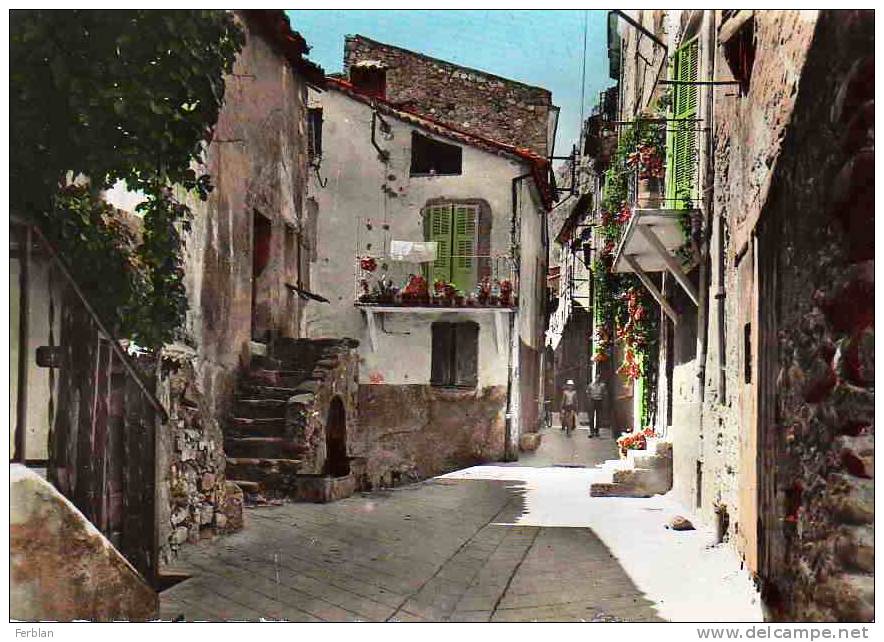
561 379 578 435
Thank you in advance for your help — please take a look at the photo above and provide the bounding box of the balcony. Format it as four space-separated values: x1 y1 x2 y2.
354 253 517 352
354 253 518 310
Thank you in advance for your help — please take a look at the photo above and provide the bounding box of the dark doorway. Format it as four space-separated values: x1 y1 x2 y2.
252 211 272 342
324 396 349 477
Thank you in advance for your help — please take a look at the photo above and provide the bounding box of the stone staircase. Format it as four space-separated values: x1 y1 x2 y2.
223 338 358 502
590 438 673 498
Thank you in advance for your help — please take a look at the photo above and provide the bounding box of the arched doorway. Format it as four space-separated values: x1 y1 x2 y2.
324 396 349 477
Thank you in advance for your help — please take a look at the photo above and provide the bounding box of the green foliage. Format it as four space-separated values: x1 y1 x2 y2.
10 10 244 347
591 118 663 386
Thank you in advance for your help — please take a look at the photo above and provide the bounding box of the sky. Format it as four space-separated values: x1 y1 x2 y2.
286 9 613 157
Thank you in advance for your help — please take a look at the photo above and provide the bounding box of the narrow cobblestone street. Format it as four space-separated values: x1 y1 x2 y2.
160 427 760 622
159 427 652 622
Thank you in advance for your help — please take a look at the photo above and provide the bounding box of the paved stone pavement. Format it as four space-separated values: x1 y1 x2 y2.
515 423 618 468
160 429 661 622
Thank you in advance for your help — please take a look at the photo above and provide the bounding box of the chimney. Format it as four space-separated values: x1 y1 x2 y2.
350 60 387 99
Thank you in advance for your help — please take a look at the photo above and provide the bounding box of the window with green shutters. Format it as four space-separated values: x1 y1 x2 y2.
665 37 700 210
424 203 479 291
426 204 453 283
451 204 478 291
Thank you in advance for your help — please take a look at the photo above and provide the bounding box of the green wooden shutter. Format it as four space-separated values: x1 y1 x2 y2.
666 37 700 210
426 204 453 283
450 205 478 292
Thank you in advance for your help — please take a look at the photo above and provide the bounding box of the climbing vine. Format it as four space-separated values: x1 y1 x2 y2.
10 10 245 348
592 116 667 427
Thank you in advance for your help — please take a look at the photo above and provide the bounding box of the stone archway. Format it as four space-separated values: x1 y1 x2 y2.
324 396 349 477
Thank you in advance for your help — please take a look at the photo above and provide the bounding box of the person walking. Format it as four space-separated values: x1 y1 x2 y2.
587 375 607 438
561 379 578 436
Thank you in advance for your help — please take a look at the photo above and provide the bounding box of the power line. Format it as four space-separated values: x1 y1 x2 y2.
579 9 588 129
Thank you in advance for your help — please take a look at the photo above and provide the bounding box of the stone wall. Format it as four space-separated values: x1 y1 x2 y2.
11 465 158 622
752 10 874 621
344 35 554 156
156 354 243 564
353 384 507 488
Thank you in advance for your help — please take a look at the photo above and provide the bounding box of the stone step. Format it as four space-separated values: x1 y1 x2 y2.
240 384 301 400
590 482 656 498
250 355 285 370
224 436 305 459
228 416 288 438
631 452 671 469
246 369 312 388
612 467 670 489
234 398 288 420
225 457 302 485
229 479 261 494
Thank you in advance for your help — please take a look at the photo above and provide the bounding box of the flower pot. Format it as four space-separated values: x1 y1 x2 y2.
637 176 665 209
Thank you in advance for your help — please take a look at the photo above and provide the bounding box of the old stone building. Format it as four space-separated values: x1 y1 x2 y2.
566 9 873 621
306 44 554 487
342 34 559 157
11 14 345 615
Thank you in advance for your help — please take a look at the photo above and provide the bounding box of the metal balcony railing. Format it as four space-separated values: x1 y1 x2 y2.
354 253 518 308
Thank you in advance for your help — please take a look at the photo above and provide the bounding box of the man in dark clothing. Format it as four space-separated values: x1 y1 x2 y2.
587 375 607 438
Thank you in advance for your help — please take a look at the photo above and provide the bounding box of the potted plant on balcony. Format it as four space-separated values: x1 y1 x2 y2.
477 277 492 306
499 279 514 307
628 143 665 209
402 274 429 306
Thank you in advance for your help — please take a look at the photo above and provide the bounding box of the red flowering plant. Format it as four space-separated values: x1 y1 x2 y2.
626 143 665 180
360 256 377 272
617 426 657 456
499 279 514 306
401 274 429 304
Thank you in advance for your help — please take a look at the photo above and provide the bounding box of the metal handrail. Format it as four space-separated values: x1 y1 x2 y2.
14 217 169 422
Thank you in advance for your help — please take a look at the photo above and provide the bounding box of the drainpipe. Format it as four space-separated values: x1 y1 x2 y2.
504 173 532 460
696 11 716 405
370 110 390 162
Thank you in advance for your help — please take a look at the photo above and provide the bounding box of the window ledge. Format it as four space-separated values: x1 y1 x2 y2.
409 172 463 178
356 303 516 314
428 386 479 400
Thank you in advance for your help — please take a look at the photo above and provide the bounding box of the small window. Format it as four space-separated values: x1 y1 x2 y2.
431 322 479 388
722 15 756 96
307 107 323 162
411 132 462 176
350 65 386 98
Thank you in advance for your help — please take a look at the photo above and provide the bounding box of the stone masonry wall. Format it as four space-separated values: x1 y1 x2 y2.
754 10 873 621
344 35 554 156
156 354 243 564
353 384 507 488
703 9 819 560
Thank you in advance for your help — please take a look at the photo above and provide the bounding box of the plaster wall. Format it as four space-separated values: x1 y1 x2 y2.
307 88 540 390
103 15 312 559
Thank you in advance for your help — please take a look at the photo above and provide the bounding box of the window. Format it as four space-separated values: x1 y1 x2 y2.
721 14 756 96
307 107 323 163
431 322 479 388
410 132 462 176
350 64 386 98
666 37 700 210
425 203 479 291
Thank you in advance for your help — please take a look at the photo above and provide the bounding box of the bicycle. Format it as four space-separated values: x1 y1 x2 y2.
561 406 577 436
